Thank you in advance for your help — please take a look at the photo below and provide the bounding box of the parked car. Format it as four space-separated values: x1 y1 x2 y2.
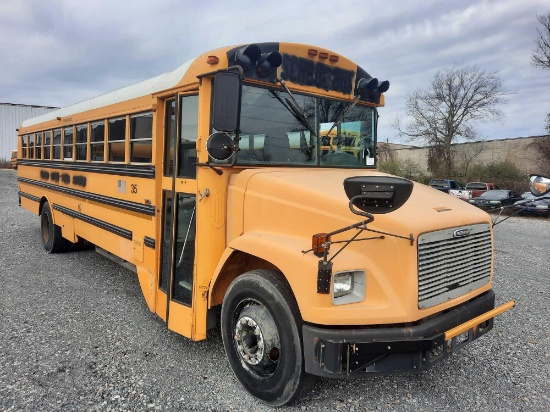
512 194 550 217
428 179 464 193
520 191 534 199
468 190 523 209
449 182 497 200
465 182 496 197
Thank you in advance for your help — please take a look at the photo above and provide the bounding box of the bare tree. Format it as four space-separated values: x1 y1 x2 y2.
532 13 550 70
394 65 511 176
452 141 484 178
532 13 550 133
530 136 550 175
377 142 396 163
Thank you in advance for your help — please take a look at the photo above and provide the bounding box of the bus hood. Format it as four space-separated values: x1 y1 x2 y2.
229 168 491 242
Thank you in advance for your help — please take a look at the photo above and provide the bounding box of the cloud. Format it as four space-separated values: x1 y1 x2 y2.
1 0 549 140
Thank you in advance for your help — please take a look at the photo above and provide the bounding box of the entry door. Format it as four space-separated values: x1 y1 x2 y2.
157 94 199 338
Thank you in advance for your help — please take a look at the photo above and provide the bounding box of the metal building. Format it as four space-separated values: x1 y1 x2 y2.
0 103 58 161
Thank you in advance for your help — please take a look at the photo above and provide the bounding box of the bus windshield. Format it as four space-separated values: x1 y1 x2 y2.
236 85 376 168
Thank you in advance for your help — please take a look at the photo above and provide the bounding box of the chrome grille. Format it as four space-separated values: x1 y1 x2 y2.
418 223 492 309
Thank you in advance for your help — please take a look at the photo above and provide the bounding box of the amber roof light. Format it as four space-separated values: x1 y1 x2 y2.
207 56 219 65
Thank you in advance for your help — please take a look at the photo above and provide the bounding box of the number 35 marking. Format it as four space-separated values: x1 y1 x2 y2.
131 184 138 194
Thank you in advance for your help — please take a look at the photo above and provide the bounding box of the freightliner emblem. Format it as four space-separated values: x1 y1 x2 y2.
453 228 471 238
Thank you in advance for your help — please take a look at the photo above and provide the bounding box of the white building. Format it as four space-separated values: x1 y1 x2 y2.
0 103 58 161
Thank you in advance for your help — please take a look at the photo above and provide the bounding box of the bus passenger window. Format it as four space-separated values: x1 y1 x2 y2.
75 124 88 161
108 117 126 162
44 131 51 160
178 95 198 178
90 121 105 161
130 112 153 163
53 129 62 160
36 132 43 160
63 127 73 160
21 135 27 158
28 134 35 159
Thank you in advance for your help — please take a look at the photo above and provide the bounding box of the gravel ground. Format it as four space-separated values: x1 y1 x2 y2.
1 168 549 411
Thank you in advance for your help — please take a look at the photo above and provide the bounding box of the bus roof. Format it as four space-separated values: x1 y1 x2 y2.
20 42 389 130
21 58 195 128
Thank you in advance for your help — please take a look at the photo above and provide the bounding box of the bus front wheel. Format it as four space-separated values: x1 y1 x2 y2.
221 269 315 406
40 202 67 253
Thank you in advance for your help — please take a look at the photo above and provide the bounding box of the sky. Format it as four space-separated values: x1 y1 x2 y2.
1 0 549 144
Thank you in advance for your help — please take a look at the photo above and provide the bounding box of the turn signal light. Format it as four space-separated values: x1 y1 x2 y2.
207 56 219 65
312 233 330 254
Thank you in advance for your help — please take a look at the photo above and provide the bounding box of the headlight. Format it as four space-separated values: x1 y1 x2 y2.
468 200 476 203
489 200 501 204
536 204 548 209
333 272 353 298
332 270 366 305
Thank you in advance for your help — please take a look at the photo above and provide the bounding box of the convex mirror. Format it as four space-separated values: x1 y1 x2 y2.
207 132 235 162
529 174 550 197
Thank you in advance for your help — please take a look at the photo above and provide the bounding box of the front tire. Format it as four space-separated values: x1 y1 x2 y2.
40 202 68 253
221 269 315 406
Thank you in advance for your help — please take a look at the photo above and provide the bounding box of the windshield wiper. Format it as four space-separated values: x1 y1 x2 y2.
323 95 361 152
274 78 317 141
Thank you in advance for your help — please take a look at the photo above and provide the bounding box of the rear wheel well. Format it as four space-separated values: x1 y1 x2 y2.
38 196 49 217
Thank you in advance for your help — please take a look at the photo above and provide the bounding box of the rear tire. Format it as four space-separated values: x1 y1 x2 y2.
221 269 315 406
40 202 68 253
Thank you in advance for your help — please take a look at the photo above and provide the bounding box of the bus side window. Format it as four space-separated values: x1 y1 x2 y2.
90 121 105 161
108 117 126 162
178 95 198 178
44 131 51 160
28 133 35 159
63 127 74 160
75 124 88 161
53 129 62 160
36 132 43 160
130 112 153 163
21 135 27 158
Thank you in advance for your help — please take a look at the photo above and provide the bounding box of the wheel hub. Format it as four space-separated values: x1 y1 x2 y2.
232 303 280 378
234 316 264 365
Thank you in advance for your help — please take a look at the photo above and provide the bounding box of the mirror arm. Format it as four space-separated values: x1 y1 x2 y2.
228 134 241 167
195 161 224 175
197 65 244 82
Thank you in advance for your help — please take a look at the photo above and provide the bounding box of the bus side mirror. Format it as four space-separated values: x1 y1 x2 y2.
212 71 242 133
530 174 550 197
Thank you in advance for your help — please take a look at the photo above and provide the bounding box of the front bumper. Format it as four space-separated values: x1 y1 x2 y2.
303 290 514 378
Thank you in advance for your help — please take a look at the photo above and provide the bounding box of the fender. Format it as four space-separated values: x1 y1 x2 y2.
209 231 321 320
208 230 414 325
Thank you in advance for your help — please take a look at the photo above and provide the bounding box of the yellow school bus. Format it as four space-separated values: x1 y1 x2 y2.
16 42 514 406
